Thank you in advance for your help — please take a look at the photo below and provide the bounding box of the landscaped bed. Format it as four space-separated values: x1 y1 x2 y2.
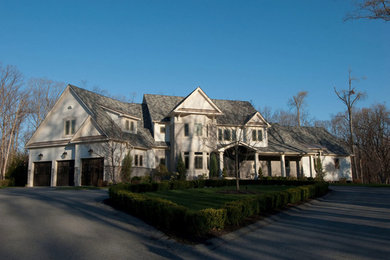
109 179 328 241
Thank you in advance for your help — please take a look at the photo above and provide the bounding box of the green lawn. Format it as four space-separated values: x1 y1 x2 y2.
144 185 292 211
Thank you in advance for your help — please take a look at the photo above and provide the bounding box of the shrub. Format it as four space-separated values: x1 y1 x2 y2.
209 153 218 178
121 151 132 183
6 154 28 186
176 155 186 180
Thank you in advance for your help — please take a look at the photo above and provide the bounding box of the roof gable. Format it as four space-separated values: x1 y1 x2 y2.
171 87 222 115
245 112 271 127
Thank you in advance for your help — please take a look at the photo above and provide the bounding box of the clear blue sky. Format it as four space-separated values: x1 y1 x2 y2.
0 0 389 121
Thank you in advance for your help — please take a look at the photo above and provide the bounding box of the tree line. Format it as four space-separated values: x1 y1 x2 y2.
259 70 389 184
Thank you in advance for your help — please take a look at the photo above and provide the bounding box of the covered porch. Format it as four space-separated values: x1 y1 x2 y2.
216 142 306 179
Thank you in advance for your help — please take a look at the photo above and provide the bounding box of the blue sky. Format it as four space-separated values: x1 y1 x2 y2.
0 0 389 121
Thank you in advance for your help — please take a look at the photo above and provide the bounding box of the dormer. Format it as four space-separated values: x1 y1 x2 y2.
101 105 140 134
169 87 223 117
244 112 271 147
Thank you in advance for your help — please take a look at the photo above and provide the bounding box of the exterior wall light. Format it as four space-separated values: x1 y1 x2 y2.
88 149 94 155
38 153 43 159
62 151 68 157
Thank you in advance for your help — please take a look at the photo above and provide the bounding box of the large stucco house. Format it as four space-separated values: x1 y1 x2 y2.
26 85 351 186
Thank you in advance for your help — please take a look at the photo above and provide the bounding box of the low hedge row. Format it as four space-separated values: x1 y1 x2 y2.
109 182 329 237
110 178 318 194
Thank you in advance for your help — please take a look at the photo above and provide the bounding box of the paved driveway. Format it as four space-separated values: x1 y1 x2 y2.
1 186 389 260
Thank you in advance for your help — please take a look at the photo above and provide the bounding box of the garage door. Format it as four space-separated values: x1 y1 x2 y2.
57 160 75 186
34 162 52 186
81 158 104 186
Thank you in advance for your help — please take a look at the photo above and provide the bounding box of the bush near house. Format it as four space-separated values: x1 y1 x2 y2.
109 179 328 238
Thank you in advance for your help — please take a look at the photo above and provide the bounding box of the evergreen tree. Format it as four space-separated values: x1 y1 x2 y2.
209 153 218 178
176 154 186 180
121 151 132 183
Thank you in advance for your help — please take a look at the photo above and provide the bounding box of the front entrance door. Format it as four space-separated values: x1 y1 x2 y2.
81 158 104 186
57 160 75 186
34 162 52 186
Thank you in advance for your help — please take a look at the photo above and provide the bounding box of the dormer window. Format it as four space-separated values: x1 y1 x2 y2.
124 119 136 133
252 129 263 142
160 126 166 134
195 123 202 136
65 119 76 136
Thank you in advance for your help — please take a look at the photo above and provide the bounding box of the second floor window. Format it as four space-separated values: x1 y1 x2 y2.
224 129 231 141
218 128 223 141
160 126 166 134
232 129 237 141
252 129 263 142
65 119 76 135
195 123 202 136
184 123 189 136
125 120 130 131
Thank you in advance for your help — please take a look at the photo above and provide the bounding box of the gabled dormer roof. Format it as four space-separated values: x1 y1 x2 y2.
244 111 271 127
170 87 223 116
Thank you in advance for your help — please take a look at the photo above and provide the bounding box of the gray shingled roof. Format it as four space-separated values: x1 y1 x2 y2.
70 85 348 155
143 94 258 125
70 85 155 148
267 124 350 155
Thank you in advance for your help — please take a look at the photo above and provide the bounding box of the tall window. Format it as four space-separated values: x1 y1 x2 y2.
232 129 237 141
139 155 143 167
65 119 76 135
130 121 135 132
252 129 257 141
184 123 189 136
258 129 263 141
194 152 203 169
334 158 340 169
218 128 223 141
134 155 139 166
125 120 130 131
224 129 231 141
184 152 189 169
195 123 202 136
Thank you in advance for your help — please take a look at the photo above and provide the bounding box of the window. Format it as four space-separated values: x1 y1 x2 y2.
195 123 202 136
232 129 237 141
207 153 210 170
194 152 203 169
251 129 263 142
130 121 135 132
160 126 166 134
252 129 257 141
224 129 231 141
134 155 139 166
160 158 166 166
334 158 340 169
65 119 76 135
184 152 189 169
218 128 223 141
125 120 130 131
139 155 143 167
184 123 189 136
258 129 263 141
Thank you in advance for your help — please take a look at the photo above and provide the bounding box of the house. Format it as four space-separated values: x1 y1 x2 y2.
26 85 351 186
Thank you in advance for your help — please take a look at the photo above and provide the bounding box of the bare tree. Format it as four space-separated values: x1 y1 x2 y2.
0 64 29 180
26 78 64 131
334 69 365 181
288 91 308 127
346 0 390 21
354 104 390 183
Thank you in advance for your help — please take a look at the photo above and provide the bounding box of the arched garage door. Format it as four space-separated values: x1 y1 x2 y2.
81 158 104 186
34 162 52 186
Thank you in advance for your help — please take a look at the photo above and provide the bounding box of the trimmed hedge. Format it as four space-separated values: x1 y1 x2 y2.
109 182 329 237
111 178 318 194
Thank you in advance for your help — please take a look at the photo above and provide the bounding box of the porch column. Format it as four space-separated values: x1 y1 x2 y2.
27 153 34 187
219 151 224 178
74 144 81 186
309 155 313 178
280 154 286 177
51 160 57 187
254 151 259 180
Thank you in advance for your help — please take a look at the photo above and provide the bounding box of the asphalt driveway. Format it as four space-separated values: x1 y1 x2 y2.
0 186 389 260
